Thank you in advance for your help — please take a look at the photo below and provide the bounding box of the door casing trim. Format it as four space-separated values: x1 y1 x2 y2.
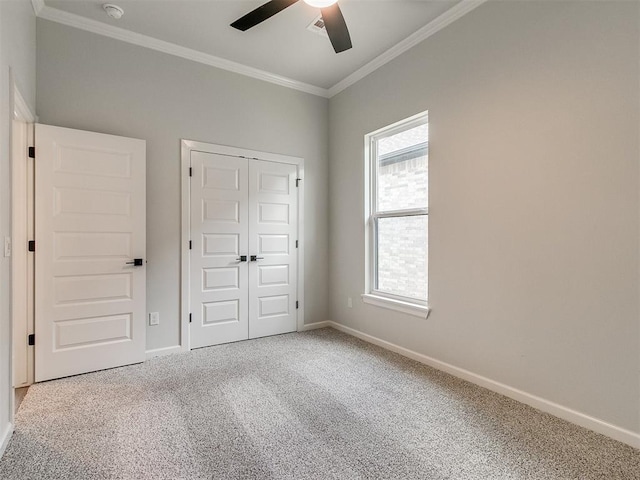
10 72 36 396
180 140 305 351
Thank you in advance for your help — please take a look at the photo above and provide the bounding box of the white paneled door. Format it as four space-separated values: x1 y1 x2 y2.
190 151 298 348
190 152 249 348
248 160 298 339
35 124 146 382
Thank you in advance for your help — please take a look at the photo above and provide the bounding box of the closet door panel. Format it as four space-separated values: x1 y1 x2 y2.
248 160 298 339
190 152 249 348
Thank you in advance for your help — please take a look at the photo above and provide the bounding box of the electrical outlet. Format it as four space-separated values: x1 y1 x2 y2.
347 297 353 308
149 312 160 326
4 237 11 257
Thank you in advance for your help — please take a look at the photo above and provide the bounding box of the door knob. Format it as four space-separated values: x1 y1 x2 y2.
250 255 264 261
126 258 144 266
236 255 247 262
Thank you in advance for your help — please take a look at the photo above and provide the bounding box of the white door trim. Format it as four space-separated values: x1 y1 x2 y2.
12 77 35 124
180 140 305 350
11 73 36 397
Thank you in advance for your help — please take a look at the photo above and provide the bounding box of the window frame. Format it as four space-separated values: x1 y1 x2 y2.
363 112 430 318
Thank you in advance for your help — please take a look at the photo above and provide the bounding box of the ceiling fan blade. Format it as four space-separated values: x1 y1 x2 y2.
231 0 300 31
321 3 352 53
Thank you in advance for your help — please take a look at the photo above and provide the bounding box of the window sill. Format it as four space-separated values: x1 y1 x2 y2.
361 294 431 319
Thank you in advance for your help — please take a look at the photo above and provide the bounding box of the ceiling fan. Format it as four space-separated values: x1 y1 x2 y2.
231 0 352 54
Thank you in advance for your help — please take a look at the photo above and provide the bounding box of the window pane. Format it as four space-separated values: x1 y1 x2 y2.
376 123 428 212
376 215 428 301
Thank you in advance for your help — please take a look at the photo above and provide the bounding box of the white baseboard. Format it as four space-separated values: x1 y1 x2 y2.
0 422 14 458
299 321 332 331
145 345 185 360
327 321 640 449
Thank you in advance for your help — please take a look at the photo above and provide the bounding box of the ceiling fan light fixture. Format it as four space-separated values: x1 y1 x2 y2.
303 0 338 8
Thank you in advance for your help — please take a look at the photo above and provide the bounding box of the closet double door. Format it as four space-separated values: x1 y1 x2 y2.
190 151 298 348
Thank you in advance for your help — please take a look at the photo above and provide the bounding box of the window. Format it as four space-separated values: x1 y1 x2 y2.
363 112 429 318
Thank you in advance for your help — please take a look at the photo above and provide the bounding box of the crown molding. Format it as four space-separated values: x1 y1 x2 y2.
31 0 44 16
327 0 488 97
35 1 487 99
36 5 330 98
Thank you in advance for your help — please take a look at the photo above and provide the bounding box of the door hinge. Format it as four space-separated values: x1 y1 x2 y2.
295 240 298 248
28 240 35 252
189 241 192 250
28 334 35 346
28 147 35 159
189 313 192 323
296 178 301 187
296 301 299 309
189 167 192 177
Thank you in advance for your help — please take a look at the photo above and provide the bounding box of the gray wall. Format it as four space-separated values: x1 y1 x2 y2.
329 1 640 433
36 19 329 350
0 0 36 443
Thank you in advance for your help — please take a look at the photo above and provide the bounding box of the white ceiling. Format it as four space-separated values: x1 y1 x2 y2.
40 1 469 94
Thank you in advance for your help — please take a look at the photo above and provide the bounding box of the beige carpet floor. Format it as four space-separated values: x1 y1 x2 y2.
0 328 638 479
